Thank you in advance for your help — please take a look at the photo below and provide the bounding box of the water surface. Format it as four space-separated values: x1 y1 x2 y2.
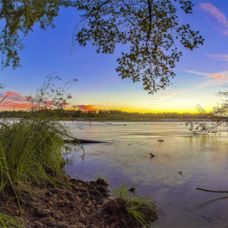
64 121 228 228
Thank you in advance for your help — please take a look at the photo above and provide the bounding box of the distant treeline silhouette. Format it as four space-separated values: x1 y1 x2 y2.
0 109 214 120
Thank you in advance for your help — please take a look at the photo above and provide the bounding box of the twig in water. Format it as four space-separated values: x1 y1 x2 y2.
196 188 228 193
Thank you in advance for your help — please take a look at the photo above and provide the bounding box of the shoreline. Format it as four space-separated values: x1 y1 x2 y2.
0 174 158 228
62 118 213 122
1 117 215 122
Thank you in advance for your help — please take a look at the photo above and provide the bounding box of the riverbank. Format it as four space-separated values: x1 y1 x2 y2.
62 117 213 122
0 118 158 228
0 117 214 122
0 174 158 228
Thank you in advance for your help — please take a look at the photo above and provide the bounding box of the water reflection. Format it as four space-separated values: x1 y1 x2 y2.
64 121 228 227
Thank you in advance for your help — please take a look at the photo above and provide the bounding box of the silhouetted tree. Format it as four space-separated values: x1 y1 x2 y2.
0 0 204 94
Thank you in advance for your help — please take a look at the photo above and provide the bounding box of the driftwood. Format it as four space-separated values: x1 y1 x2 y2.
196 188 228 193
63 139 105 144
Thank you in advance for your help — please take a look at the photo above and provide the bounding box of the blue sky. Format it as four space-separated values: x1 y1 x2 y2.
1 1 228 113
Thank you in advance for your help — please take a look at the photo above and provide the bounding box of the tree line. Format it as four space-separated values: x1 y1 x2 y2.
0 109 214 120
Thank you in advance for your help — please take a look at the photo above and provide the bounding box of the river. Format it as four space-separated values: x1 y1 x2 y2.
64 121 228 228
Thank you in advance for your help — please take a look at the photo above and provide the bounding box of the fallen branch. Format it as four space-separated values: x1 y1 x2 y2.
196 188 228 193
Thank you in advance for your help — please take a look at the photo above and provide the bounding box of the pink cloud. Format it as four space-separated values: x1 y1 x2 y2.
0 90 69 110
206 54 228 62
0 91 27 102
185 70 228 88
200 2 228 36
0 91 30 109
200 3 228 27
72 105 102 111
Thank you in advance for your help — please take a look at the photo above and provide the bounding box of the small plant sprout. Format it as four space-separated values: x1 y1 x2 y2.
93 175 107 181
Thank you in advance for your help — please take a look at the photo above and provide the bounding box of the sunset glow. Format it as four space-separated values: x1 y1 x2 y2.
0 1 228 113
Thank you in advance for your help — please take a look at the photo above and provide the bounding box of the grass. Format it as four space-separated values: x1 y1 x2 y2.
0 116 75 227
113 181 157 228
0 118 67 197
0 76 82 227
93 174 107 181
0 212 21 228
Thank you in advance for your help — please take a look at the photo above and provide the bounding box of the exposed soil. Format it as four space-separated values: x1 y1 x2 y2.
0 175 158 228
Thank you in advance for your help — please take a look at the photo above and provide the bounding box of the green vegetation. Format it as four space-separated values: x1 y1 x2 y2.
93 175 107 181
0 76 80 227
0 109 214 121
0 212 21 228
0 118 66 195
113 181 157 227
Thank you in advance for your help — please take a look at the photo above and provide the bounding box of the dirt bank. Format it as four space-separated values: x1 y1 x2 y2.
0 175 158 228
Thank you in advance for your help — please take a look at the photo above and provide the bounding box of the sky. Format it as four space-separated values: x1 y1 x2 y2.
1 1 228 113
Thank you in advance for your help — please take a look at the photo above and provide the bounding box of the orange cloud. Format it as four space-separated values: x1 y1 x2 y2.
185 70 228 88
211 74 221 78
0 101 31 109
72 105 102 111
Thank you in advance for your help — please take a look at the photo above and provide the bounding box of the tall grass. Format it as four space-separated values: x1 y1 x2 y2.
0 118 66 196
0 76 78 227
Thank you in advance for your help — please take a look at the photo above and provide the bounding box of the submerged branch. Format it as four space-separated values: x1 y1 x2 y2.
196 188 228 193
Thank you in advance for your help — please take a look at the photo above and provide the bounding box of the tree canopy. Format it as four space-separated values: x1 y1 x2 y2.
0 0 204 94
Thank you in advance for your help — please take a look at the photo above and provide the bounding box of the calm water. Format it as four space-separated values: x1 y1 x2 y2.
64 121 228 228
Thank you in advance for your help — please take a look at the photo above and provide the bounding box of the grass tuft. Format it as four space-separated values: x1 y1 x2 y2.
0 118 66 196
93 174 107 181
112 181 157 227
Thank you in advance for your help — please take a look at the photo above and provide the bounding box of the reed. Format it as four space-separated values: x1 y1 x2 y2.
0 118 66 196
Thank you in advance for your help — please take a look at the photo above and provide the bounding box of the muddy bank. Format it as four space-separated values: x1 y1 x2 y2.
0 175 157 228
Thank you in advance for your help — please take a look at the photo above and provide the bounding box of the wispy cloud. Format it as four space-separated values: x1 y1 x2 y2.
200 2 228 36
200 3 228 27
142 91 183 105
185 70 228 88
184 70 211 77
206 54 228 62
86 64 95 68
72 105 102 111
